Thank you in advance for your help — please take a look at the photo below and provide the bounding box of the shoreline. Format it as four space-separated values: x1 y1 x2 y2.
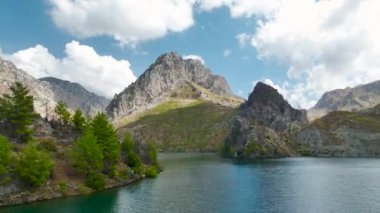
0 176 143 208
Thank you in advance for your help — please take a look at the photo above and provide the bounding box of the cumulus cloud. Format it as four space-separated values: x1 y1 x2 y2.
183 54 205 64
48 0 195 47
250 0 380 108
202 0 380 108
197 0 281 18
1 41 136 97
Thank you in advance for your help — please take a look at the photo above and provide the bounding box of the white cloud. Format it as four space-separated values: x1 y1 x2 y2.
236 33 252 48
249 0 380 108
197 0 281 18
202 0 380 108
223 49 231 57
1 41 136 97
48 0 195 47
183 54 205 64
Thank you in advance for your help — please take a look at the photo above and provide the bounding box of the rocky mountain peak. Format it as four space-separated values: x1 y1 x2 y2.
244 82 308 132
106 52 237 123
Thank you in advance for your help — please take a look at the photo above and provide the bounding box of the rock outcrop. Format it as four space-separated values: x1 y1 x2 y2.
297 104 380 157
40 77 110 116
308 80 380 120
106 52 241 123
224 82 308 158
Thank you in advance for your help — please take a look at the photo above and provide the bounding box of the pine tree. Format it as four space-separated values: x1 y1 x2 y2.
0 82 37 142
54 101 71 126
90 113 120 176
15 142 53 187
71 130 103 175
72 109 86 131
71 130 105 189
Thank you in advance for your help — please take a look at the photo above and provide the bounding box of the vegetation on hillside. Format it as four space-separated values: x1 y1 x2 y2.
119 100 238 152
0 82 159 199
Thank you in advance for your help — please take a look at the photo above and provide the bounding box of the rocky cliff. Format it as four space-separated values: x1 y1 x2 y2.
297 104 380 157
40 77 110 116
308 80 380 120
106 52 241 124
224 82 308 158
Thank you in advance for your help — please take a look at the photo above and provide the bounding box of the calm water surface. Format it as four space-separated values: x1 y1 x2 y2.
2 153 380 213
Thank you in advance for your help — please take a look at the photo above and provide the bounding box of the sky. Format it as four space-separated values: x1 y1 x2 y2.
0 0 379 109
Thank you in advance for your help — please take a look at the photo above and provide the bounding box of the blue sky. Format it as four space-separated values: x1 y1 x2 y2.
0 0 379 109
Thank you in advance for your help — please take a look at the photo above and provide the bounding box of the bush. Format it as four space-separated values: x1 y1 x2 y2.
15 142 54 187
145 166 158 178
0 136 12 176
58 182 67 195
37 137 58 152
85 172 105 190
126 152 143 174
147 141 158 167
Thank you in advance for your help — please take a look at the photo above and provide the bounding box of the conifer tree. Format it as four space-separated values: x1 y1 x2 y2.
54 101 71 126
72 109 86 131
15 142 53 187
0 82 37 142
90 113 120 175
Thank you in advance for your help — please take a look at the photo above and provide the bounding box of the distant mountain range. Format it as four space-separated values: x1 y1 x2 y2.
0 57 109 118
308 80 380 120
40 77 109 116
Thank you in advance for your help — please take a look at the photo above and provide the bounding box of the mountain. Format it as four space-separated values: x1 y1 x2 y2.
107 52 242 124
110 52 243 151
0 57 108 119
224 82 308 158
0 57 57 118
308 80 380 120
297 104 380 157
40 77 110 116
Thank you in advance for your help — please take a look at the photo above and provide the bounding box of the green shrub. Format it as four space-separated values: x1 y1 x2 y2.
126 152 143 174
85 172 105 190
15 142 54 187
58 181 67 195
0 136 12 176
37 137 58 152
147 141 158 167
145 166 158 178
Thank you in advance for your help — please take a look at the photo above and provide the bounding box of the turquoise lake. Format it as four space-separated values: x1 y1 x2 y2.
2 153 380 213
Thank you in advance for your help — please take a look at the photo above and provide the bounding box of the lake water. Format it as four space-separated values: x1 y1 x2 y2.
3 153 380 213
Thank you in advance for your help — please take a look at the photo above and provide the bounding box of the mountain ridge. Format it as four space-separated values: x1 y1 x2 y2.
106 52 243 124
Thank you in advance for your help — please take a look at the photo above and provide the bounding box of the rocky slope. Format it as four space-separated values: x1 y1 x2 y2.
107 52 242 124
40 77 110 116
308 80 380 120
0 57 109 119
224 82 308 158
0 57 57 119
297 104 380 157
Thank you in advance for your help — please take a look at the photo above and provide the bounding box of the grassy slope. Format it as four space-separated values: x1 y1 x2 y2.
118 99 238 152
313 111 380 132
